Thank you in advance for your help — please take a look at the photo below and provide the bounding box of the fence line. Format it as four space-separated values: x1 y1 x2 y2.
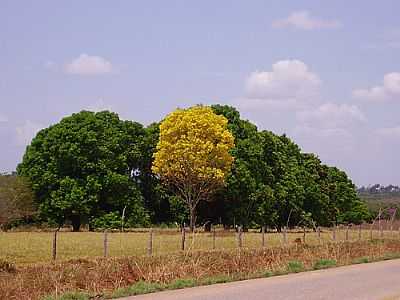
16 220 400 262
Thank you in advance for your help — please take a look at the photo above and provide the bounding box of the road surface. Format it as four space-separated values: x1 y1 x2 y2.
120 259 400 300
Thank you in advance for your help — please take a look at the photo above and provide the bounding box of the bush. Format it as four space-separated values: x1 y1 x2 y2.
90 212 123 230
90 210 151 230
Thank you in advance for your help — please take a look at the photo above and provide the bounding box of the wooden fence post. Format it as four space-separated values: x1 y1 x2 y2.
181 226 186 251
212 226 216 250
147 228 153 256
370 224 373 240
380 222 384 238
52 230 58 261
103 230 108 258
358 224 362 240
345 225 349 241
262 226 266 248
237 226 243 248
282 227 287 246
332 226 336 242
303 227 306 244
317 227 321 245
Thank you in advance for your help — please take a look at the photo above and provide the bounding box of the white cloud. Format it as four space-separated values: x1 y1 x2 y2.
64 54 113 75
243 60 321 109
376 126 400 138
296 103 366 129
16 121 43 146
293 103 365 153
272 10 342 30
352 72 400 102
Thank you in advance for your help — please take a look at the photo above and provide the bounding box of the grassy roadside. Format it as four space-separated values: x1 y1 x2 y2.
2 240 400 300
43 252 400 300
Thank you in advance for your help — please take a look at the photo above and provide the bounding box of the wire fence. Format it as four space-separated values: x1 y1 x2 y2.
1 220 400 264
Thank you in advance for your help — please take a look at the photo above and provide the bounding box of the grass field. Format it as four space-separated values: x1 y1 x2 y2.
1 226 400 264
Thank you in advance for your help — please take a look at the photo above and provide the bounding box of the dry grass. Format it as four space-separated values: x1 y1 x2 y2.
1 227 400 265
1 239 400 300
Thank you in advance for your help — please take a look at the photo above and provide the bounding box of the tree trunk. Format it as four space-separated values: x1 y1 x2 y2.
71 215 81 232
189 208 196 232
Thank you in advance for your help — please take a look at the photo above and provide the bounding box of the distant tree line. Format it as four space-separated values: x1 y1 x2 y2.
358 184 400 195
358 184 400 221
8 105 371 231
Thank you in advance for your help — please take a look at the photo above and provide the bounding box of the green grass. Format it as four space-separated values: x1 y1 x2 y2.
0 228 391 265
42 292 90 300
111 281 164 298
287 260 304 273
313 259 337 270
353 256 370 264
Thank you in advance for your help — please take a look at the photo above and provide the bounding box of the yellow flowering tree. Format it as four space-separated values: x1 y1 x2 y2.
152 105 235 230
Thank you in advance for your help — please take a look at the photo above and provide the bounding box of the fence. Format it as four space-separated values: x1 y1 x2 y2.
1 220 400 264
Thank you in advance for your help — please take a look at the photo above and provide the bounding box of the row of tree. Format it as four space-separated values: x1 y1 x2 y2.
358 184 400 194
12 105 370 231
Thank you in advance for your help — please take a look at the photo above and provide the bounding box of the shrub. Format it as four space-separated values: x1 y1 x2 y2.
90 210 150 230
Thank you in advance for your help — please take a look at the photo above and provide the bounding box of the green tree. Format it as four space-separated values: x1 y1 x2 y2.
17 111 149 231
0 174 36 230
211 104 369 229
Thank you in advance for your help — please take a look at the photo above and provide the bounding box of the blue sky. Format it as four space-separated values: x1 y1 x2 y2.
1 0 400 186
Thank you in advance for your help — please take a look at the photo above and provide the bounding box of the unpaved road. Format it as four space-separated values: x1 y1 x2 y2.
120 259 400 300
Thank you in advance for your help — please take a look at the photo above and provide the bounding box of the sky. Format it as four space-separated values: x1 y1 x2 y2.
1 0 399 186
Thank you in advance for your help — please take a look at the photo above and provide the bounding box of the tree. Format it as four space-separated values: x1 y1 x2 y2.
152 105 235 231
17 111 149 231
0 174 36 230
211 105 370 229
211 105 261 228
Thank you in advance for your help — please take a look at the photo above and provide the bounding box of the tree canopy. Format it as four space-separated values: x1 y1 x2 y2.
152 105 235 230
17 111 149 231
209 105 370 229
14 105 370 231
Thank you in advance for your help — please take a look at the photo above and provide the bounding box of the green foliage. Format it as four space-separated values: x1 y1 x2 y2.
17 111 149 231
90 212 122 229
211 105 370 229
0 174 36 229
90 209 150 230
15 105 369 231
